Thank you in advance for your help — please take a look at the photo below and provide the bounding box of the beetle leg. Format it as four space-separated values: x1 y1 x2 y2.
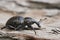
16 25 24 31
27 25 36 35
6 25 15 29
34 21 41 29
1 26 6 30
15 25 22 30
1 25 14 30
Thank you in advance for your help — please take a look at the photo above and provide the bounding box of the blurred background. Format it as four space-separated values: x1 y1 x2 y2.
0 0 60 25
0 0 59 23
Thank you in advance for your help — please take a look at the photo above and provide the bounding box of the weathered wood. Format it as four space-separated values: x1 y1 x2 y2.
0 30 51 40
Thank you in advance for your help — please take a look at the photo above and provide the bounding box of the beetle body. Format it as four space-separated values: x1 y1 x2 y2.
1 16 24 30
1 16 41 35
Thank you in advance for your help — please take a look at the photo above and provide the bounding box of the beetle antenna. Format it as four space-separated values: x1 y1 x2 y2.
39 18 47 23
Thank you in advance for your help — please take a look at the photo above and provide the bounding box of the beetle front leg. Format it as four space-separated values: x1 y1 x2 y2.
34 21 41 29
27 25 36 35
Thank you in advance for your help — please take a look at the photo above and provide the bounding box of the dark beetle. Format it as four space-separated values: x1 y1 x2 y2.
1 16 41 35
1 16 24 30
